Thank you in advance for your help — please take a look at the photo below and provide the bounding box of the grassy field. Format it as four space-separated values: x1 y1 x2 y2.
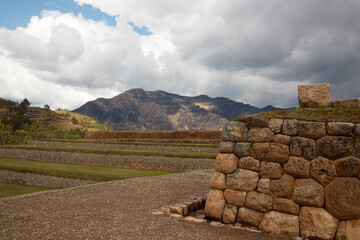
0 183 46 198
0 158 174 181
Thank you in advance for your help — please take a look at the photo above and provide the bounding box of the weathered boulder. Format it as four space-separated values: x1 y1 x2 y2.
260 211 299 238
268 119 283 133
335 156 360 177
298 83 332 108
224 189 246 207
210 171 227 190
284 156 310 178
234 142 252 158
248 128 274 143
356 142 360 159
260 161 282 179
222 121 248 142
214 154 238 174
325 177 360 220
282 119 299 136
333 98 360 108
355 124 360 136
273 134 291 145
336 219 360 240
298 121 326 139
245 191 273 213
238 156 259 171
222 204 238 224
237 207 264 227
290 137 317 160
327 122 355 136
273 198 299 215
257 178 270 194
205 189 225 220
292 178 324 207
219 141 235 153
245 116 269 129
317 136 355 160
300 207 339 240
270 174 295 198
310 156 337 186
227 169 259 191
251 143 289 164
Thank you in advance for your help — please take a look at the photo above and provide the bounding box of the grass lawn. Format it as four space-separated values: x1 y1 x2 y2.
0 183 46 198
0 158 174 181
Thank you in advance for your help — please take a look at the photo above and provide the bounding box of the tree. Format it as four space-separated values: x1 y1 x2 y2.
44 104 50 110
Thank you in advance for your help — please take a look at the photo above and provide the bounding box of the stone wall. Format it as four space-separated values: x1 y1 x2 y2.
205 117 360 239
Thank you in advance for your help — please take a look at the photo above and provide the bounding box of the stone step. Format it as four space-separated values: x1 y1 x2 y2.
0 147 215 172
27 139 219 154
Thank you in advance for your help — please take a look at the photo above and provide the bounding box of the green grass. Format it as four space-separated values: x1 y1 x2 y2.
0 183 46 198
0 145 218 159
0 158 174 181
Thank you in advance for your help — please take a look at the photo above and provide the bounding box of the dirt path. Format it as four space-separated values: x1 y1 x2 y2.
0 170 287 239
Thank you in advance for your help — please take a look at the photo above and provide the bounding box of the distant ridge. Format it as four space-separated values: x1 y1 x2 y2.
72 88 287 130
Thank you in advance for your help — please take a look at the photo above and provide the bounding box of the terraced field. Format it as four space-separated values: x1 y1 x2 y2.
0 130 220 198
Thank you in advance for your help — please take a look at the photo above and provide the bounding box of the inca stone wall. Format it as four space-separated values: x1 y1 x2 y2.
205 117 360 239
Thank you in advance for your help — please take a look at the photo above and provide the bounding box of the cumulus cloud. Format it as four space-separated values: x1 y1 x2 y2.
1 0 360 109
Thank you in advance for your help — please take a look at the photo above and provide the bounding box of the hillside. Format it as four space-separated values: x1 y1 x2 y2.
73 88 286 130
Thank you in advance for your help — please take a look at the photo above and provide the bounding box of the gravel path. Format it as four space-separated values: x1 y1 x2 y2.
0 170 287 239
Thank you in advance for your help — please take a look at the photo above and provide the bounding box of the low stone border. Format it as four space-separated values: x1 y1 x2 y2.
0 170 96 189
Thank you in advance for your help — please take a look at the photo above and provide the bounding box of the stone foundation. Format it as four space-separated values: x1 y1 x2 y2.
205 117 360 239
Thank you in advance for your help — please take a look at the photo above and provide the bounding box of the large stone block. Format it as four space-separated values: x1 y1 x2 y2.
222 121 248 142
335 156 360 177
298 83 332 108
234 142 252 158
336 219 360 240
227 169 259 191
219 141 235 153
270 174 295 198
245 191 273 213
356 142 360 159
237 207 264 227
251 143 289 164
298 121 326 139
290 137 317 160
327 122 355 136
247 128 274 143
284 156 310 178
259 211 299 238
333 98 360 108
300 207 339 240
238 156 259 171
310 156 336 186
257 178 270 194
205 189 225 220
210 171 227 190
245 116 269 129
268 119 283 133
214 153 238 174
317 136 355 160
282 119 299 136
259 161 282 179
273 134 291 145
273 198 300 215
222 204 238 224
224 189 246 207
292 178 324 207
325 177 360 220
355 124 360 136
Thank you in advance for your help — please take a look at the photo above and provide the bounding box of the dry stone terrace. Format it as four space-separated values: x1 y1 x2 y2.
205 116 360 239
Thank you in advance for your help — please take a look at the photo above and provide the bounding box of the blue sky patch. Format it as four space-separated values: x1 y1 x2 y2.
0 0 116 29
128 22 153 36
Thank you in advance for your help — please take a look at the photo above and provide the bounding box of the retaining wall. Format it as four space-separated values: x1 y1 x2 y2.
0 149 214 172
205 117 360 239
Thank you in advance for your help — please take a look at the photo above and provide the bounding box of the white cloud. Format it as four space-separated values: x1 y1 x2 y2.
1 0 360 110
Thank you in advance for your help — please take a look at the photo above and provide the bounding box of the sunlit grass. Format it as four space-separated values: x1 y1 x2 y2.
0 183 46 198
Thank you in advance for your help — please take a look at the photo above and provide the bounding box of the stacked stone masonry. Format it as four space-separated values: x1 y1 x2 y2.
205 117 360 239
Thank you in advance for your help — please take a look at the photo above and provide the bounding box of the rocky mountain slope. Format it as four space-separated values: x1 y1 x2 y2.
73 88 285 130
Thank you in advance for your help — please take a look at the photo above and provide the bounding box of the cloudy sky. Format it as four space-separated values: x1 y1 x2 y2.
0 0 359 110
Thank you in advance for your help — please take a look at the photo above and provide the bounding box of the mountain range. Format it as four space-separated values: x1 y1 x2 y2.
73 88 287 130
